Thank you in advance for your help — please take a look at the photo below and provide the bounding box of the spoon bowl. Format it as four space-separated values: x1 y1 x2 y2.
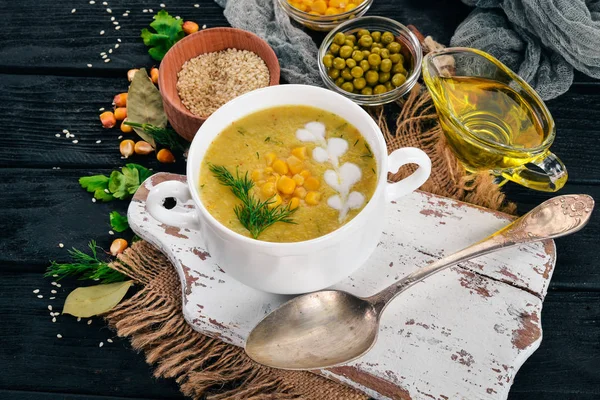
245 291 378 369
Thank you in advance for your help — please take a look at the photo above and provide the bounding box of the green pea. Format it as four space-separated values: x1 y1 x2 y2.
370 64 380 72
351 66 364 78
334 32 346 46
328 68 340 79
384 81 393 91
352 50 364 62
381 32 395 45
393 62 407 74
357 29 370 38
341 82 354 92
389 53 401 64
330 43 340 55
391 73 407 87
362 50 371 57
323 54 334 68
346 58 357 68
333 57 346 70
353 77 366 90
361 87 373 95
368 53 381 66
380 58 392 72
353 45 360 50
341 68 353 81
339 45 353 59
344 40 354 48
370 47 381 55
346 34 357 43
378 72 390 83
371 42 383 48
335 77 345 87
387 42 401 54
365 70 379 85
359 60 370 71
371 31 381 43
373 84 387 94
359 35 373 48
380 49 390 59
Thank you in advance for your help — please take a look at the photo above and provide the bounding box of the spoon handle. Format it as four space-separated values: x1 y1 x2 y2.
367 194 594 311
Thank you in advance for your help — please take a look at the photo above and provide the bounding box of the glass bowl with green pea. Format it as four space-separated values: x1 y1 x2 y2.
318 16 423 106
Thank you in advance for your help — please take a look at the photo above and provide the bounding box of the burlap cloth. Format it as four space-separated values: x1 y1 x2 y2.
105 37 516 400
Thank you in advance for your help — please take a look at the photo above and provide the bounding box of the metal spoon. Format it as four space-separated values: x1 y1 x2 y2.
245 194 594 370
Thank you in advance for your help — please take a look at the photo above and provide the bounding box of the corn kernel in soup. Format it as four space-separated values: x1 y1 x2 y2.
199 105 377 242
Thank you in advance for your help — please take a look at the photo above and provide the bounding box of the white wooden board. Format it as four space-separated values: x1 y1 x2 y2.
129 173 556 400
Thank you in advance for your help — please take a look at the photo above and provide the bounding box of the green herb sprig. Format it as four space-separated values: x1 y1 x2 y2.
124 122 189 153
79 164 153 202
208 164 296 239
46 241 126 284
141 10 184 61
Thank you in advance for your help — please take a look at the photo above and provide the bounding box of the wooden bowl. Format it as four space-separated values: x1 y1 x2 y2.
158 27 280 142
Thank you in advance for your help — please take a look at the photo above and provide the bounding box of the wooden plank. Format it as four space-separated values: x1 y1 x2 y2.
0 1 471 72
0 389 179 400
2 274 597 399
0 73 599 179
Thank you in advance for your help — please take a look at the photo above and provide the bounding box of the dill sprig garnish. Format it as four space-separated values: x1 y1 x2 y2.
124 121 189 153
45 241 126 284
209 164 296 239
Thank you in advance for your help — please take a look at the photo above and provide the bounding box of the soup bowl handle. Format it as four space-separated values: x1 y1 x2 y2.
385 147 432 201
146 181 199 229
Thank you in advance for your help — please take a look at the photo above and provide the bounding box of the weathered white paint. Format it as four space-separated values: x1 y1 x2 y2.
129 173 556 400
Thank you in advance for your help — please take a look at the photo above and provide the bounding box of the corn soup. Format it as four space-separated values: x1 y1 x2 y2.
199 105 377 242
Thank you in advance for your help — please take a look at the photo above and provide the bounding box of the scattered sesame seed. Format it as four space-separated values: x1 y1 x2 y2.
88 320 92 325
160 3 165 7
115 26 121 30
104 188 110 193
113 21 119 25
175 16 181 19
94 278 100 281
100 30 105 35
100 51 106 55
202 24 207 29
59 243 64 248
51 290 57 294
72 140 79 144
52 317 56 323
71 9 76 14
107 8 112 13
53 274 58 277
102 1 108 5
63 129 69 134
92 198 97 203
48 305 53 311
122 13 128 17
110 16 115 21
55 133 61 138
109 230 115 235
194 4 199 7
51 282 57 286
149 9 154 12
118 135 123 139
117 38 122 42
102 54 107 59
96 140 102 144
89 0 95 4
99 107 105 111
109 49 113 54
49 297 56 300
105 58 111 63
77 317 82 322
33 289 40 293
126 10 130 13
87 63 93 68
37 295 43 299
57 334 62 339
99 342 104 347
107 338 113 343
56 284 62 288
115 44 120 49
143 9 148 12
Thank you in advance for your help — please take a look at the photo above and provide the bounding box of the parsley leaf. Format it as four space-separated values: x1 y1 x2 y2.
79 175 114 202
79 164 153 201
126 163 153 183
140 10 184 61
109 211 129 233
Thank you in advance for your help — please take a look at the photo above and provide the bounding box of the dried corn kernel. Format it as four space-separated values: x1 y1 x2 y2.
150 67 159 84
120 120 133 133
291 147 307 160
114 107 127 120
113 93 128 107
286 155 304 174
269 194 282 209
183 21 199 35
119 140 135 158
277 176 297 195
344 3 357 11
261 182 277 197
251 169 263 182
292 174 304 186
110 238 128 256
127 69 139 82
157 148 175 163
293 186 307 199
304 176 320 191
272 159 289 175
289 197 300 210
305 191 321 205
265 152 277 166
100 111 116 128
311 0 327 13
134 141 154 155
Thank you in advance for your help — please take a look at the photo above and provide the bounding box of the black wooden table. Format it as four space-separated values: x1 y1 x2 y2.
1 1 598 399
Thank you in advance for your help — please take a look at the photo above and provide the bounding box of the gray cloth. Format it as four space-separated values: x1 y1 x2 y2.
451 0 600 100
215 0 322 86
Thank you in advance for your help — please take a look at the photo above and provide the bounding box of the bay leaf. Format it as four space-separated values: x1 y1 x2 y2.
127 68 168 147
62 281 133 318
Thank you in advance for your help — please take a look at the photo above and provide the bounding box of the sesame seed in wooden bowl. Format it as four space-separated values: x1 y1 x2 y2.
158 27 281 142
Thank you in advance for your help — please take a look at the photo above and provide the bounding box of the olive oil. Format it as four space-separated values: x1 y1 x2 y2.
434 76 547 171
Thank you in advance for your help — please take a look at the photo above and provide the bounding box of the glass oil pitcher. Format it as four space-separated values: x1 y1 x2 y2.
422 47 567 192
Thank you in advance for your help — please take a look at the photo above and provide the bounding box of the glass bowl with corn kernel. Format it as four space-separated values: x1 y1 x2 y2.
278 0 373 31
